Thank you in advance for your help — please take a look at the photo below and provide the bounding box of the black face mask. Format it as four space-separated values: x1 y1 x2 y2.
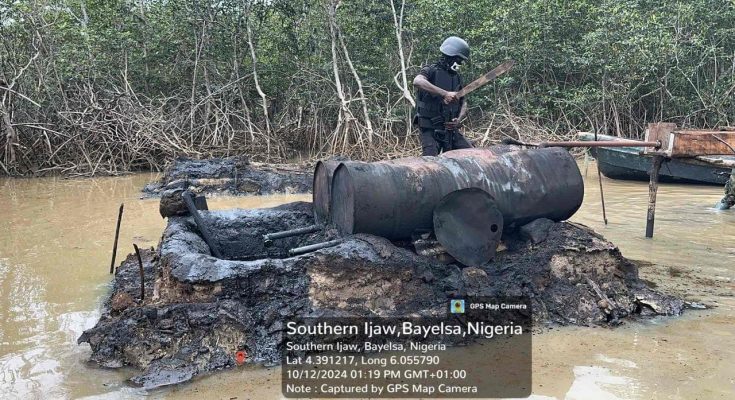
449 58 463 72
441 56 464 72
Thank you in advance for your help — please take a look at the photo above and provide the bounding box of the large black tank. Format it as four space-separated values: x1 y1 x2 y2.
313 146 517 224
329 147 584 239
313 160 341 223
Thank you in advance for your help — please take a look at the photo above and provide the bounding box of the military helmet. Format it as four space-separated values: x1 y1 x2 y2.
440 36 470 60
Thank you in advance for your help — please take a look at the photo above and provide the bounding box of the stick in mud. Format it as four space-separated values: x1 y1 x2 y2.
597 163 608 225
109 203 124 274
132 244 145 301
593 132 608 225
182 191 223 258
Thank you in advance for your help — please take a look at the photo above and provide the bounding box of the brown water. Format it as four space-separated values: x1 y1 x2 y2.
0 165 733 399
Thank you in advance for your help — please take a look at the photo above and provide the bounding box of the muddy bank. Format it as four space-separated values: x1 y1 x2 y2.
78 202 683 389
142 156 312 197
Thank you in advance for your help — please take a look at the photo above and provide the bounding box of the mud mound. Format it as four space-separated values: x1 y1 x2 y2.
79 203 683 389
480 219 675 325
142 156 312 196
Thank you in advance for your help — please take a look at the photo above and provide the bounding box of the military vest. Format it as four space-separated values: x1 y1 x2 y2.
416 66 461 129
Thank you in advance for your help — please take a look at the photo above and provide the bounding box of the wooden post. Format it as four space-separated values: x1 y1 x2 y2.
109 203 124 274
593 132 608 225
645 156 664 238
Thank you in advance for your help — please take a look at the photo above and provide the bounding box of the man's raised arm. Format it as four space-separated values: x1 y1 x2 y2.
413 75 459 104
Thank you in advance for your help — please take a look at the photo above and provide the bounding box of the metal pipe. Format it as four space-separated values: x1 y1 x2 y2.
330 147 584 239
182 191 223 258
263 225 321 247
539 140 661 148
288 240 342 256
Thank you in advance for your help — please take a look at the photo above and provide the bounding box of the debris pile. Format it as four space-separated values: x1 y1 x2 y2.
142 156 312 197
79 202 683 389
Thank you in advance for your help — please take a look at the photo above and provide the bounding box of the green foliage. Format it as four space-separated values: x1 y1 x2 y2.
0 0 733 175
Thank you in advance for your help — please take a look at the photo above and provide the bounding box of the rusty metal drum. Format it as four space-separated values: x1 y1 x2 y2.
313 146 517 224
329 147 584 239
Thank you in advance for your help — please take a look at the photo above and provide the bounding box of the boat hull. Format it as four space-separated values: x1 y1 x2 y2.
592 147 731 185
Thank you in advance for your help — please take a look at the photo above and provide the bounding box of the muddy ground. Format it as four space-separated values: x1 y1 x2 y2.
142 156 313 197
78 201 686 389
633 259 733 305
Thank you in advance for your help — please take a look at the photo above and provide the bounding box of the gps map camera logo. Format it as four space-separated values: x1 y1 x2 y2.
450 299 465 314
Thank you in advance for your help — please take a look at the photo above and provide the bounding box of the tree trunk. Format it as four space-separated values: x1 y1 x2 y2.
390 0 415 108
326 0 351 150
337 29 374 144
1 102 18 168
245 0 272 143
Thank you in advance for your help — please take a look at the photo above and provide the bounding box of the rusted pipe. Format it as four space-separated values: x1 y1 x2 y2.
539 140 661 148
288 240 342 256
330 147 584 239
263 225 321 247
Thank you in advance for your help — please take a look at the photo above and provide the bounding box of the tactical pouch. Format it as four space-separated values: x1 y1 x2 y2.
430 116 445 127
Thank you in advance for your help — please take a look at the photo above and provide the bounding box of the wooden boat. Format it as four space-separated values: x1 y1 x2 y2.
578 132 734 185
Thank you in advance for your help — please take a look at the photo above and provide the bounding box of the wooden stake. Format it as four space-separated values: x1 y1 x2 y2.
593 132 608 225
109 203 124 274
645 155 664 238
597 166 608 225
133 244 145 301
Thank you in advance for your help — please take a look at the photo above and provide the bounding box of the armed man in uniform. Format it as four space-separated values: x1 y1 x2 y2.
413 36 473 156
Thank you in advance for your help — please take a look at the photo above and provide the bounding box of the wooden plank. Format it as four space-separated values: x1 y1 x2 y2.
644 122 676 156
669 131 735 157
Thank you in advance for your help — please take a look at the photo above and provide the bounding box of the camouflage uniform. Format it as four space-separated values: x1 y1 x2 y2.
719 168 735 210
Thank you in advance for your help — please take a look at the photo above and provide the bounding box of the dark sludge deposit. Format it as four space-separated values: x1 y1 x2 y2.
143 155 313 197
80 146 685 389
